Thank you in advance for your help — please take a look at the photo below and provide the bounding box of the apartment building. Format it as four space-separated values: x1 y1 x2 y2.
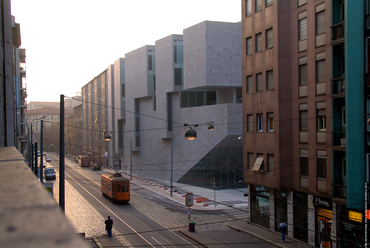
242 0 332 246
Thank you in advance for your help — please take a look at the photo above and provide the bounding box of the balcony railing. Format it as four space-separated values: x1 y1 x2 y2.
332 183 346 199
332 131 346 147
331 21 345 45
331 77 345 96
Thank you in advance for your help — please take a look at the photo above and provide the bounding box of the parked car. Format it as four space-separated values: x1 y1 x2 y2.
44 167 56 180
46 156 51 162
43 152 47 156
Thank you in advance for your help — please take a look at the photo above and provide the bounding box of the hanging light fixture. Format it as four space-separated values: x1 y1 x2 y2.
184 124 198 140
207 122 214 131
104 131 112 141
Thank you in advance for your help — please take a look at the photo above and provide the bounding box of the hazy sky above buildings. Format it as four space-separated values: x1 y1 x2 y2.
11 0 241 103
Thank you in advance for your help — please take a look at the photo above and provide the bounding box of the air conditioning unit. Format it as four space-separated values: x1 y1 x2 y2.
339 188 346 198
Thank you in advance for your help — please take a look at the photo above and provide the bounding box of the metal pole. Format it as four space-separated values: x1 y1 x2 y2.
59 95 65 212
130 138 132 181
34 142 38 176
170 138 173 197
27 125 30 167
30 124 33 170
366 182 368 247
40 120 43 184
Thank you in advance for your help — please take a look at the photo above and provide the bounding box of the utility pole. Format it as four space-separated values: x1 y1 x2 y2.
59 95 65 212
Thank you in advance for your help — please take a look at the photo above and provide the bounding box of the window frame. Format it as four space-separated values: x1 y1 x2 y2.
246 0 252 17
266 70 273 90
255 0 262 12
256 72 263 91
300 150 309 176
266 0 273 7
300 110 308 132
316 59 326 83
247 75 253 93
266 28 273 49
317 151 327 179
299 18 308 41
247 114 254 132
267 112 274 131
257 113 263 132
267 154 274 173
256 32 262 53
317 109 326 131
246 36 253 55
247 153 254 170
316 10 325 35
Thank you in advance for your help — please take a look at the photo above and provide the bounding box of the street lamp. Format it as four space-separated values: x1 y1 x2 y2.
104 131 112 168
184 124 198 140
28 115 47 175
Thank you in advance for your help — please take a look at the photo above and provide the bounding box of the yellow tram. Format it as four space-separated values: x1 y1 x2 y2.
101 173 130 203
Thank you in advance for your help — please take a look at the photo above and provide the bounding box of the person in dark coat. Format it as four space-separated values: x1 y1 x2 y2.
105 216 113 237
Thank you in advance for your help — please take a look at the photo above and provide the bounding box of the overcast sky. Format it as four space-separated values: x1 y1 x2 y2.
11 0 241 103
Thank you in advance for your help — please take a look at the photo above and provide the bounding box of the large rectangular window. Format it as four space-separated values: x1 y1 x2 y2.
246 0 252 17
300 149 308 176
256 73 263 91
317 150 326 179
247 114 253 132
266 70 273 90
299 18 307 40
246 37 253 55
266 0 272 7
247 75 253 93
256 33 262 52
266 28 273 49
300 110 308 132
257 114 263 132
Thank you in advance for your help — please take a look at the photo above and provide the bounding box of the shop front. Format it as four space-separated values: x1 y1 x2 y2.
250 184 270 228
314 196 333 247
293 192 308 243
337 205 364 247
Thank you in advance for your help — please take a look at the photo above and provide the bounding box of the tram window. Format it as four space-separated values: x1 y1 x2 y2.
117 185 121 192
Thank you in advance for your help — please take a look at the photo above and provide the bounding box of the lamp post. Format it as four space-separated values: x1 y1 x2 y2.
104 131 112 169
28 115 47 176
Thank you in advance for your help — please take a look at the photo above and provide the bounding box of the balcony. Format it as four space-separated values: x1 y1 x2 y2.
331 77 345 97
332 183 346 202
331 21 345 46
332 131 346 151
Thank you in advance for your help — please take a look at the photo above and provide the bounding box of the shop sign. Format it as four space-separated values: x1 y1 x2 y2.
343 222 355 231
349 210 363 223
313 196 332 209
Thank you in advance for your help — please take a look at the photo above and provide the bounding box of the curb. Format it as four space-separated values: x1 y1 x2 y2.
226 223 286 248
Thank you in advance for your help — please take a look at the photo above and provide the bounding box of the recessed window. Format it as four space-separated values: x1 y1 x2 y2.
317 150 326 179
266 70 273 90
299 18 307 40
316 59 326 83
246 0 252 17
247 75 253 93
267 154 274 173
316 11 325 35
255 0 262 12
266 28 273 49
300 110 308 132
256 73 263 91
300 149 308 176
266 0 273 7
317 109 326 131
299 64 308 86
253 153 264 171
247 114 254 132
246 37 253 55
248 153 254 170
267 112 274 131
256 33 262 52
257 114 263 132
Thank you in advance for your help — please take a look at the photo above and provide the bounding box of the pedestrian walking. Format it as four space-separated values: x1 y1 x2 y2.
279 219 287 243
105 216 113 237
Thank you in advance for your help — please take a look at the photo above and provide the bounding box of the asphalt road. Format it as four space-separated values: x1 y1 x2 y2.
45 153 277 248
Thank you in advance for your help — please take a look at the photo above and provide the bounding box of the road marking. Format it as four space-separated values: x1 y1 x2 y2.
151 237 166 248
65 170 155 248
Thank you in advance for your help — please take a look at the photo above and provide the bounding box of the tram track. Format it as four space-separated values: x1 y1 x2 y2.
49 154 201 248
